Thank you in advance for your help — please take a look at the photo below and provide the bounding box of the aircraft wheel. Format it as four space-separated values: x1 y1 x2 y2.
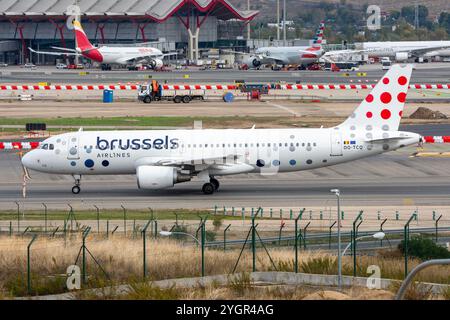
202 183 215 195
210 178 220 191
72 186 81 194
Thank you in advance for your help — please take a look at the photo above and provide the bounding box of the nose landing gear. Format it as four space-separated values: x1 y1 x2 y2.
71 175 82 194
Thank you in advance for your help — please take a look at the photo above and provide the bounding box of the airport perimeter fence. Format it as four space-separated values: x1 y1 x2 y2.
0 204 449 297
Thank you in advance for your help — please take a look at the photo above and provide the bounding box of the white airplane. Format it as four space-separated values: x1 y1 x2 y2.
29 20 171 70
21 65 420 195
329 41 450 62
243 22 326 68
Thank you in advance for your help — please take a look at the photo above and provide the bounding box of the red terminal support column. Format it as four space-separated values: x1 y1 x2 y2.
49 19 67 49
9 20 28 63
132 19 152 42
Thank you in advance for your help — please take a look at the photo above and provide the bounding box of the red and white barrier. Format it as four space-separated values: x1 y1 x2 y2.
0 85 138 91
0 84 449 91
280 84 450 90
422 136 450 143
0 142 41 150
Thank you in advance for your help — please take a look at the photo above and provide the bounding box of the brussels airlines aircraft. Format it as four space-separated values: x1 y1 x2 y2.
29 21 169 69
22 65 420 195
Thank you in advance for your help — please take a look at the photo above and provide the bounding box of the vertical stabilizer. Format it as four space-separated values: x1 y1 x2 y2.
339 64 413 131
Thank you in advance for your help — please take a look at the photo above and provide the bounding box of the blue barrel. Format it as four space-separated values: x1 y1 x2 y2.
223 92 234 103
103 89 113 103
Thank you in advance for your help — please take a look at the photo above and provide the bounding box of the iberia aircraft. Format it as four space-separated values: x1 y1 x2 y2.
22 65 420 195
29 20 170 69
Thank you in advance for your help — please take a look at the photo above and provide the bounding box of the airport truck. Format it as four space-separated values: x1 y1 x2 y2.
138 80 205 103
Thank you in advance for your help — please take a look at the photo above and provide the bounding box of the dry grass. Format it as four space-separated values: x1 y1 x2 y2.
0 235 449 298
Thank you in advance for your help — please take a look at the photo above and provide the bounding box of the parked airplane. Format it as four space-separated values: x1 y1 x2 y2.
243 22 326 68
29 20 171 70
354 41 450 62
21 65 420 195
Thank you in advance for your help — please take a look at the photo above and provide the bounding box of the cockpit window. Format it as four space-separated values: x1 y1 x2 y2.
40 143 54 150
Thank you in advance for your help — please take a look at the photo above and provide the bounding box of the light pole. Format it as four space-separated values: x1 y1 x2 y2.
283 0 286 46
342 232 386 256
160 229 205 277
277 0 280 41
330 189 342 288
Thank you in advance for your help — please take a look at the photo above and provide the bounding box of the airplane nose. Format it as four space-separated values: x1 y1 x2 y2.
21 152 34 169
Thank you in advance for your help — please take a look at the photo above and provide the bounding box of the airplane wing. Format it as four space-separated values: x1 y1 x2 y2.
162 52 180 58
50 46 78 53
135 154 244 167
28 47 79 56
135 154 254 177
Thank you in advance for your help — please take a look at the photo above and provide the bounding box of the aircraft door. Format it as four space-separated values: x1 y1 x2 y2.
67 134 80 160
330 130 343 156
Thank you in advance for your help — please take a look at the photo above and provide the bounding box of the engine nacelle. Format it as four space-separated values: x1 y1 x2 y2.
150 58 164 69
243 56 262 68
395 52 409 62
136 166 190 190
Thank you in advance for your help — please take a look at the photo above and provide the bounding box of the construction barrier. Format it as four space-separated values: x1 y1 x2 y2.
0 83 449 91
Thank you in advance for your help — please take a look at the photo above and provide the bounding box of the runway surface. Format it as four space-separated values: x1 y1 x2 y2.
1 124 450 211
2 63 450 84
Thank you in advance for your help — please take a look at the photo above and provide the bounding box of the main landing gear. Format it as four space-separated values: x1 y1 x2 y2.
71 175 82 194
202 178 220 195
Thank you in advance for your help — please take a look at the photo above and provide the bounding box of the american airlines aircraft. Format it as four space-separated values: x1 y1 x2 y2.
29 21 170 70
21 65 420 195
243 22 326 68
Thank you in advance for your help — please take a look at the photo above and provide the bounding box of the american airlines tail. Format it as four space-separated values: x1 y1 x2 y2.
312 21 325 48
73 20 94 51
340 64 413 131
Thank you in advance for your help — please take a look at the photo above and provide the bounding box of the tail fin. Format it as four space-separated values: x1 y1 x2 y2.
339 64 413 131
312 21 325 48
73 20 94 50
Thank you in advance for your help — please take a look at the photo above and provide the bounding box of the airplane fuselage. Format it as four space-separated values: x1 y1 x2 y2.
23 128 420 176
358 41 450 58
83 46 164 65
255 46 323 65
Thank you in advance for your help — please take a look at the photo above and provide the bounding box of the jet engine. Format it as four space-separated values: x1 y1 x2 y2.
243 56 262 68
136 166 190 190
395 52 409 62
149 58 164 69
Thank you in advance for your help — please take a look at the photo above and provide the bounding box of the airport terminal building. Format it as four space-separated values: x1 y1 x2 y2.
0 0 258 64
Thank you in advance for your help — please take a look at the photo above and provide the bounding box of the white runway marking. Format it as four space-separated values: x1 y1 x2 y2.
266 101 301 117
